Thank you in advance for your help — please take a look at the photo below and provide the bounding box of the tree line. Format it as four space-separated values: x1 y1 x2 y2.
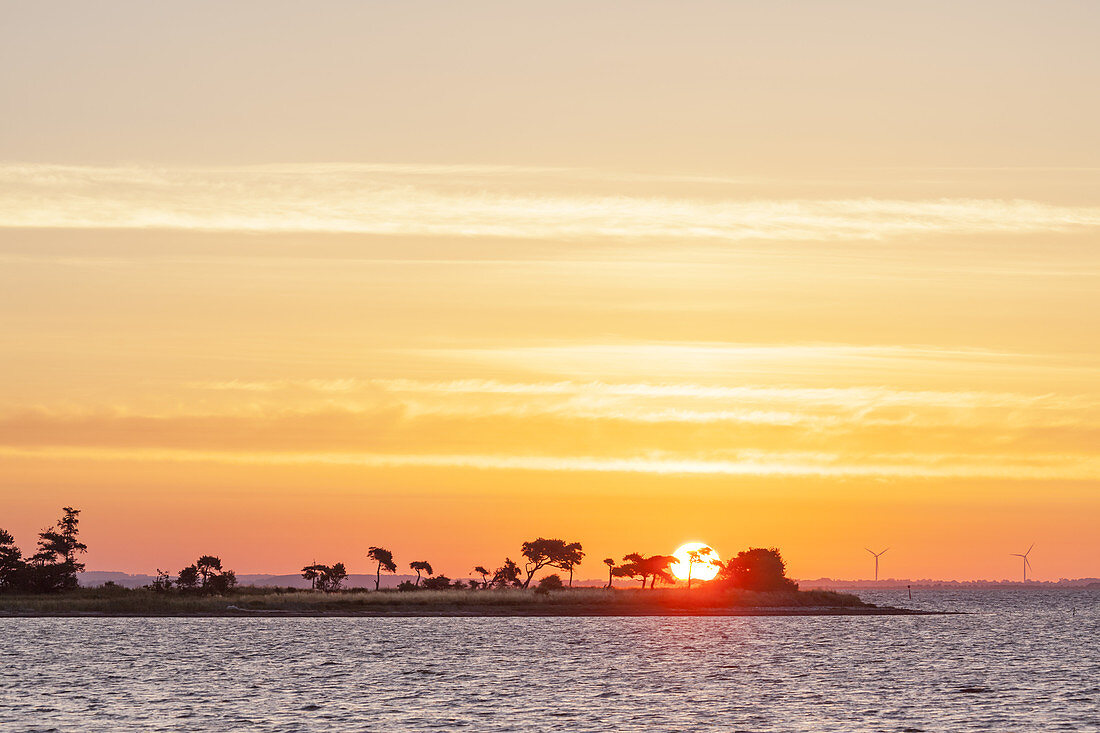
0 507 87 593
2 509 798 594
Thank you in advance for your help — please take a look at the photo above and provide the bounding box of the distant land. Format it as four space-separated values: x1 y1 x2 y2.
79 571 1100 590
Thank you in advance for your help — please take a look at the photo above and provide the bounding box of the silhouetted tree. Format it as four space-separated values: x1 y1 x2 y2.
150 569 172 592
0 529 24 592
31 506 88 592
612 553 647 588
196 556 222 588
718 548 798 591
520 538 584 588
303 563 347 591
553 542 585 588
613 553 676 589
643 555 678 589
686 546 714 590
491 558 523 588
207 569 237 594
322 563 347 592
473 565 490 589
603 557 615 588
409 560 433 587
177 564 200 590
368 547 396 590
302 563 324 590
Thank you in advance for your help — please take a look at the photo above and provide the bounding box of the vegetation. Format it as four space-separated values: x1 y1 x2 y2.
367 547 397 591
613 553 678 589
519 538 584 588
0 585 879 617
2 508 884 616
686 546 715 590
716 548 799 592
301 563 348 592
0 507 88 593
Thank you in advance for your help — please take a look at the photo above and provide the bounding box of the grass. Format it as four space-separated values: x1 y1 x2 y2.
0 584 889 616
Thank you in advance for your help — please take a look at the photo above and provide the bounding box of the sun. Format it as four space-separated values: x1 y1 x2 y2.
671 542 721 582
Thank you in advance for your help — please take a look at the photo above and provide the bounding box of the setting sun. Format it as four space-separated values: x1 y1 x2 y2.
671 542 721 582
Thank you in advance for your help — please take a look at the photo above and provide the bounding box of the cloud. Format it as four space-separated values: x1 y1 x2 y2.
2 444 1099 480
3 164 1100 242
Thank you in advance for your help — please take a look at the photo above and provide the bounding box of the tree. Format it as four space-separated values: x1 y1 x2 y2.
322 563 347 592
196 556 223 588
491 558 523 588
409 561 433 587
473 565 490 589
520 538 584 588
150 569 172 592
302 563 324 590
207 570 237 594
717 548 798 592
0 529 24 591
302 563 347 592
603 558 615 589
177 564 200 590
553 542 585 588
642 555 678 589
612 553 648 588
368 547 396 590
31 506 88 591
613 553 676 589
685 546 714 590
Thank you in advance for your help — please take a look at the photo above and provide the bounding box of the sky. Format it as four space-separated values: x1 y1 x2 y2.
2 1 1099 581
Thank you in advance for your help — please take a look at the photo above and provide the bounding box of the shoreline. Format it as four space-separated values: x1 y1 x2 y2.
0 605 947 618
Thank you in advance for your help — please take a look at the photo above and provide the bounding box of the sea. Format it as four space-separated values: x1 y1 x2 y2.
1 588 1096 732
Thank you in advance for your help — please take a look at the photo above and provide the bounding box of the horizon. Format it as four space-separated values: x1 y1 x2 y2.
3 1 1100 584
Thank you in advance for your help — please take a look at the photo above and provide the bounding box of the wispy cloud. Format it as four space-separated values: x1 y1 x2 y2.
2 444 1099 480
3 164 1100 242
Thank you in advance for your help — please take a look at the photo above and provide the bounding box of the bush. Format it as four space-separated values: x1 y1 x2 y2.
536 574 564 594
718 548 798 592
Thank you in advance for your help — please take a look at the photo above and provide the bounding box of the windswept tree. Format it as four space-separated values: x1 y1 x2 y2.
553 542 585 588
612 553 648 588
302 563 324 590
643 555 678 589
368 547 397 590
473 565 490 589
409 561 433 587
603 558 615 589
520 538 584 589
612 553 677 589
491 558 523 588
685 546 714 590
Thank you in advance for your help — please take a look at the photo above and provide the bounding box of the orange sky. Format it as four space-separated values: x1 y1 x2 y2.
2 2 1099 581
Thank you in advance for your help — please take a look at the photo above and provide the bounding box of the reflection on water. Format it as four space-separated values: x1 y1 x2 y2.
1 589 1096 732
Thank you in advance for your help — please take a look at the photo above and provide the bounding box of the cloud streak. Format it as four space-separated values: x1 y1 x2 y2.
2 444 1099 480
4 164 1100 242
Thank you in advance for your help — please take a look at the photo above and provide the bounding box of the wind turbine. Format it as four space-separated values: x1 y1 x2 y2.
1010 544 1034 582
865 547 889 582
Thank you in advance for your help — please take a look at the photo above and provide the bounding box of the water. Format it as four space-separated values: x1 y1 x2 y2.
1 589 1096 732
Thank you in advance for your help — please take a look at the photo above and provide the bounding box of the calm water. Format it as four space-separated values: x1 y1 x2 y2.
1 589 1096 732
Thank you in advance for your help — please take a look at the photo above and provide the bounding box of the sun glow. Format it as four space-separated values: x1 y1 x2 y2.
671 542 721 582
